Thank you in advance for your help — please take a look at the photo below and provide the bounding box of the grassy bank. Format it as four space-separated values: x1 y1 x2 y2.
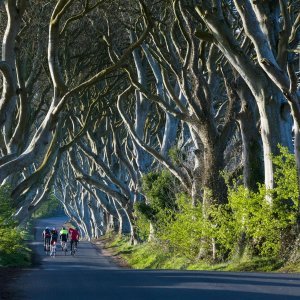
99 234 300 273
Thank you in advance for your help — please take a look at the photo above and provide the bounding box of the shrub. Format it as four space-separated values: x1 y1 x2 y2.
142 170 178 213
0 185 31 267
156 193 203 258
133 203 150 242
224 146 298 257
135 146 298 262
0 228 31 266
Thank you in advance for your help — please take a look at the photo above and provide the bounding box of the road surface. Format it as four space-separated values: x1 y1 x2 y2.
12 216 300 299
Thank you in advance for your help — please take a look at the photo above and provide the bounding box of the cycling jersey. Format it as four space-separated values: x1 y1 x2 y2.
60 229 68 242
69 228 80 241
50 230 58 245
42 228 51 239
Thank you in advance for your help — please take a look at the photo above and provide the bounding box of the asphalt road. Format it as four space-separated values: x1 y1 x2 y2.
12 216 300 300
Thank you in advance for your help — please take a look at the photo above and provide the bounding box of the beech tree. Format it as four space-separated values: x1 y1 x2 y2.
116 1 239 208
0 0 152 221
195 0 296 195
1 0 300 260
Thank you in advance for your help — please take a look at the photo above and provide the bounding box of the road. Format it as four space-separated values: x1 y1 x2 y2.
12 216 300 300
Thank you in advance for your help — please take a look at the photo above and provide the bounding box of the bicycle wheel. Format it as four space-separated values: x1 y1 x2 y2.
50 243 56 257
45 239 50 255
70 241 74 256
64 242 67 255
61 242 64 251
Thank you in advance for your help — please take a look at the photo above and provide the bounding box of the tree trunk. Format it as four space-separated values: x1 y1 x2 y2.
0 0 25 141
195 4 287 197
130 31 152 174
236 78 264 190
257 92 282 192
202 141 227 207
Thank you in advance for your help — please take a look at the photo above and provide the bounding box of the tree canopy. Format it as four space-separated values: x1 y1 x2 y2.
1 0 300 263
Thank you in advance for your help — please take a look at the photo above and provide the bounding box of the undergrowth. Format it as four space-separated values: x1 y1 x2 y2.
122 147 299 271
0 185 31 267
102 235 290 272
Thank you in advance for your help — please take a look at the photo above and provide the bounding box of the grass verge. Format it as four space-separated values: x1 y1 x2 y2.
98 234 298 273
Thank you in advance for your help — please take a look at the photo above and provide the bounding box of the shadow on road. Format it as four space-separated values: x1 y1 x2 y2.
9 216 300 300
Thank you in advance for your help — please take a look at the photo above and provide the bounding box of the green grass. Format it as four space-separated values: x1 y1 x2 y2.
225 257 284 272
102 235 296 272
278 263 300 273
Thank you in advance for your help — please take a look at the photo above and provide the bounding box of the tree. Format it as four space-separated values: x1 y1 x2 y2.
195 0 295 197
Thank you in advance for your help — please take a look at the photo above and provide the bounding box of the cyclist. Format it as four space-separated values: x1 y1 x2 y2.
60 226 68 251
42 227 51 252
69 226 80 253
50 227 58 245
50 228 58 257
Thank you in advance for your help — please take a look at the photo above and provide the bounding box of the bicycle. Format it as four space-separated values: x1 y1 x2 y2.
50 241 57 257
61 240 68 255
70 240 78 256
44 237 50 255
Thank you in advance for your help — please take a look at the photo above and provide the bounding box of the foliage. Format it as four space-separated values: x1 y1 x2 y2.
136 170 178 228
133 203 150 242
272 145 299 210
142 170 178 213
134 146 299 264
0 185 31 267
134 170 179 242
32 192 64 219
155 194 203 259
0 228 31 267
168 147 186 165
154 194 235 260
226 184 282 256
135 201 156 223
0 185 16 228
226 146 298 257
